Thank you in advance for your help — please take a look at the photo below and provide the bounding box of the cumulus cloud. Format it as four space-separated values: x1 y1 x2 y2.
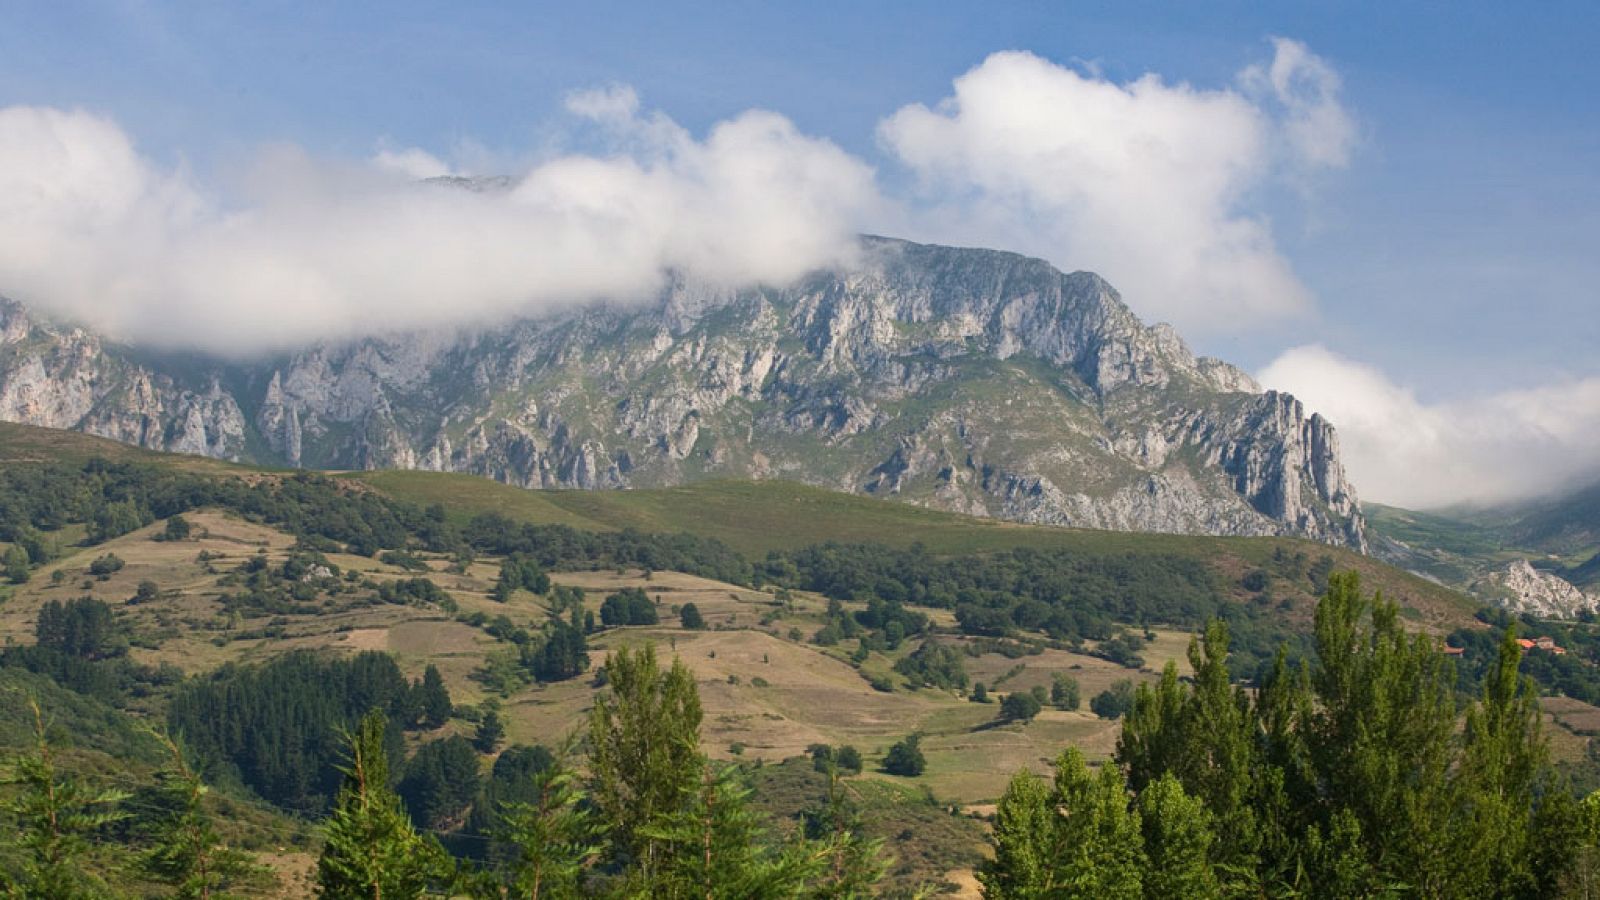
0 40 1354 354
1239 37 1358 169
877 40 1354 333
0 98 876 355
1260 345 1600 508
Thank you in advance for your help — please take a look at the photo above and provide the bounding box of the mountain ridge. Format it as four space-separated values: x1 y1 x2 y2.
0 235 1366 549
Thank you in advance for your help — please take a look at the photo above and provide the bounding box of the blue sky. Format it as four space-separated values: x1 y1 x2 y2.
2 1 1598 504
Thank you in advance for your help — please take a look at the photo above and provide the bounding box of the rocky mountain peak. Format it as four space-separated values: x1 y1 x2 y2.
0 236 1367 549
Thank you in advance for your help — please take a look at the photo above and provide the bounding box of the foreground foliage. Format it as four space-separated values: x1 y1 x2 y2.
983 572 1595 898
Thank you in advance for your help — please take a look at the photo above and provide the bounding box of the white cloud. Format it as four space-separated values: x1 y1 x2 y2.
1260 345 1600 508
0 40 1357 355
0 99 876 354
1239 37 1358 169
877 41 1354 333
370 146 455 180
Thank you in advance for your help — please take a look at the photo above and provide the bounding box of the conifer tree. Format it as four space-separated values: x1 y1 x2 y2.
803 765 888 898
587 644 704 878
474 709 505 754
316 710 452 899
637 764 820 898
1 699 129 899
140 730 260 899
417 665 452 729
493 739 603 899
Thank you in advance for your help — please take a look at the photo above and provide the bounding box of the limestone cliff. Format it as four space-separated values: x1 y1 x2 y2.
0 236 1367 549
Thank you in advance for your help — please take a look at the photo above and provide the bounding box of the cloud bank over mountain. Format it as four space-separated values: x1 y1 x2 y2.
1260 345 1600 508
0 95 875 354
879 39 1354 332
0 40 1347 355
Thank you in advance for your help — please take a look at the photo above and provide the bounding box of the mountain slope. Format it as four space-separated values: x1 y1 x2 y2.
0 236 1365 548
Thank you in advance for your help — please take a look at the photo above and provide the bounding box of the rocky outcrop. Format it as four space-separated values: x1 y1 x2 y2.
1475 560 1599 619
0 236 1368 549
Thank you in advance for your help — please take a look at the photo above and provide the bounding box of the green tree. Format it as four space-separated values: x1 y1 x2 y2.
493 740 603 899
316 710 452 899
163 515 193 542
834 745 863 775
140 730 260 899
1455 624 1549 896
1138 774 1219 900
474 709 505 754
1049 748 1145 899
1000 691 1042 724
4 544 30 584
397 736 481 831
587 644 704 878
1091 679 1137 719
802 766 887 898
35 597 121 660
679 602 706 630
637 765 821 898
1 700 129 899
979 769 1055 898
1050 673 1080 711
882 735 925 777
1308 573 1459 896
416 665 452 728
971 682 989 703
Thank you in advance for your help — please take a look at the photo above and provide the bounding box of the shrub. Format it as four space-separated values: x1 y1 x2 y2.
1000 691 1042 723
1091 679 1137 719
883 734 926 777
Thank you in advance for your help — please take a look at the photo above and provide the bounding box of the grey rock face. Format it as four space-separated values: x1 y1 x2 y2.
1475 560 1598 619
0 237 1366 549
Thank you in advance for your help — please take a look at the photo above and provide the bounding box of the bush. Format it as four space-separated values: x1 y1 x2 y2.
1050 673 1081 710
88 553 125 579
680 602 706 630
835 745 863 774
600 587 658 627
1091 679 1137 719
1000 691 1042 723
161 515 192 542
882 734 926 777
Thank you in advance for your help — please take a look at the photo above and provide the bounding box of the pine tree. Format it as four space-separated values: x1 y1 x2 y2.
474 709 505 754
1 699 129 899
493 739 603 899
803 766 887 898
636 764 821 898
417 665 452 728
140 730 260 899
587 644 704 878
316 710 452 899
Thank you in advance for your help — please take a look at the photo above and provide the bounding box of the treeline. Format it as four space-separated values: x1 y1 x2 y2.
167 651 454 815
0 459 1294 651
983 572 1600 897
0 644 892 898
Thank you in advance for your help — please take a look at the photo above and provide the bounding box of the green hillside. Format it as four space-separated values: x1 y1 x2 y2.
354 470 1478 631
